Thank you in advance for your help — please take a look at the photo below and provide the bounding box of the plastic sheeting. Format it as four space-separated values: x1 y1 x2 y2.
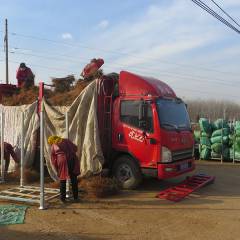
0 102 39 172
43 80 104 180
0 205 28 225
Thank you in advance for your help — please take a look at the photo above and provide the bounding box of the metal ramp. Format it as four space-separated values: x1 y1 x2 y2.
0 186 59 204
156 174 215 202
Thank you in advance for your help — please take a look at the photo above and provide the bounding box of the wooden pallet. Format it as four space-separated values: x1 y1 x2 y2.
0 185 59 204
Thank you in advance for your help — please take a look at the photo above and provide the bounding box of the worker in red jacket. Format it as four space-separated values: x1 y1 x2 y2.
48 136 80 203
0 142 19 172
16 63 35 88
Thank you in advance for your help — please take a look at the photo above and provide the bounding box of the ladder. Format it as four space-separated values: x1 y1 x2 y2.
156 174 215 202
103 95 112 160
97 78 113 160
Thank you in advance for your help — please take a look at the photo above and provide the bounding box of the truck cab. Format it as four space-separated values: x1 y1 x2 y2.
98 71 195 189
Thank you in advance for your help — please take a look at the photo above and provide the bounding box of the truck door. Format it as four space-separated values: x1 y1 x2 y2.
114 100 158 168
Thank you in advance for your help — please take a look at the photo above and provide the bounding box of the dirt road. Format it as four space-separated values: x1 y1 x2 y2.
1 161 240 240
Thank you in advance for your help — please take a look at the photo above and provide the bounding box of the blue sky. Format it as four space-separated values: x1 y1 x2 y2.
0 0 240 102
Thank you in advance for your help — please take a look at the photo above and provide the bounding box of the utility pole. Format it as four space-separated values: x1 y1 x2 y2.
4 19 9 84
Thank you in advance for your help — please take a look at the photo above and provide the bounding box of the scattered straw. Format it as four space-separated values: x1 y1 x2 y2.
47 181 60 189
1 79 89 106
79 175 119 198
6 168 39 183
48 80 89 106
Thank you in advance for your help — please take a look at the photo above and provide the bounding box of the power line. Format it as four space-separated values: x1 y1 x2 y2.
7 45 239 83
3 50 239 94
6 57 238 92
9 31 239 77
3 60 240 101
8 60 78 73
2 47 239 91
195 0 240 33
7 48 240 86
8 58 240 99
210 0 240 28
191 0 240 34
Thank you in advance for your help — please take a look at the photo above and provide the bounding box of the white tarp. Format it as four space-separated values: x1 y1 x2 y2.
0 102 39 172
43 80 104 180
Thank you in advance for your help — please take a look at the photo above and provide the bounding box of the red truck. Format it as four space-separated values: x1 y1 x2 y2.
0 69 194 189
97 71 195 189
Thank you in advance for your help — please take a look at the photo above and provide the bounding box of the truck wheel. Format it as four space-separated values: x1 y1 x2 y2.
112 155 142 189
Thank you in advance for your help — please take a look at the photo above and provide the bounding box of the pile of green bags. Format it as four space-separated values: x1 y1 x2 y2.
199 118 212 160
230 121 240 159
210 120 230 160
194 118 240 161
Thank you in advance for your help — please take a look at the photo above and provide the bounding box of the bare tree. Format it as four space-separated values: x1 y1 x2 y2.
186 99 240 122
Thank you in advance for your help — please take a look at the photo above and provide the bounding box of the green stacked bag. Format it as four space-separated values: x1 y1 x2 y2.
200 145 211 160
230 122 240 160
235 121 240 137
213 119 229 130
211 128 229 137
199 118 212 134
199 118 212 160
210 120 230 160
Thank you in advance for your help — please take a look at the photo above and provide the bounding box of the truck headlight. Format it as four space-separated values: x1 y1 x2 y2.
161 146 172 163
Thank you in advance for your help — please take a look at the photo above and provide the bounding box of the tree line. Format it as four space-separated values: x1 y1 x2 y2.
186 99 240 122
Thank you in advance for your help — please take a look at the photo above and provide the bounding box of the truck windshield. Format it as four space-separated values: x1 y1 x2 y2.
156 98 191 131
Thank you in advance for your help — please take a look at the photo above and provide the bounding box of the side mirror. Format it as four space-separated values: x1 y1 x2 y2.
138 101 147 129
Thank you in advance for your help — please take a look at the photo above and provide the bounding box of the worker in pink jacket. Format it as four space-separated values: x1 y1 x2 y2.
16 63 35 88
48 136 80 202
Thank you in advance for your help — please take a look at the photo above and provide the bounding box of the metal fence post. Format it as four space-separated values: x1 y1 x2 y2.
65 111 70 198
20 111 24 187
39 105 45 210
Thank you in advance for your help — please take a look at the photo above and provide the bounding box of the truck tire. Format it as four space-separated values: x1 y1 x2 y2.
112 155 142 189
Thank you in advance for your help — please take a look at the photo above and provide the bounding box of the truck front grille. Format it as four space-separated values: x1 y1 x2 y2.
172 148 192 162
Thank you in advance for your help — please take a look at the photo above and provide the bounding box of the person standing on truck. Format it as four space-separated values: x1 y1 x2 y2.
16 63 35 89
0 142 19 173
48 136 80 203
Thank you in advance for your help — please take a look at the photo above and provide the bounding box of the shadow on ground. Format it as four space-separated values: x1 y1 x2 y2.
0 227 109 240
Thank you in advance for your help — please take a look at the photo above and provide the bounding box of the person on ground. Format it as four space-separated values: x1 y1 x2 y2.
16 62 35 89
0 142 19 172
48 136 80 203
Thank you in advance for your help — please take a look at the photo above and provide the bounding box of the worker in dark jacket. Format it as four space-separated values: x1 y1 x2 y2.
0 142 19 172
48 136 80 202
16 63 35 88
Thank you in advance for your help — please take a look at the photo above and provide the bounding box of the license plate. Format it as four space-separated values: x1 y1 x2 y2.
180 162 188 171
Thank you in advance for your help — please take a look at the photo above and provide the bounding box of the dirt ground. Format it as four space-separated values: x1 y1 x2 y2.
0 161 240 240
